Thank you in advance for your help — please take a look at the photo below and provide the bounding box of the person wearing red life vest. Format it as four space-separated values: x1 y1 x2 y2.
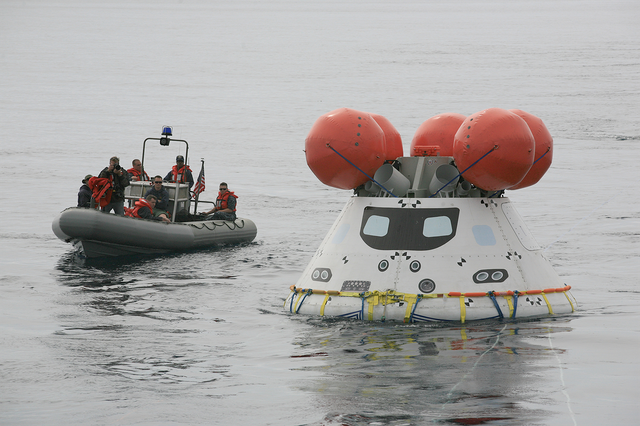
126 194 170 222
127 159 150 181
98 156 130 215
164 155 194 188
200 182 237 221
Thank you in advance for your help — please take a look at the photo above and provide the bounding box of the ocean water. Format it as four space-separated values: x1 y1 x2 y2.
1 1 639 425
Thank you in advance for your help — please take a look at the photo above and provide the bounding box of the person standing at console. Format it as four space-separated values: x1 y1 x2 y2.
164 155 194 188
99 156 130 215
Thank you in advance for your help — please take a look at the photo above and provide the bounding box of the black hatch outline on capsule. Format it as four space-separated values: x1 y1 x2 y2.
359 207 460 251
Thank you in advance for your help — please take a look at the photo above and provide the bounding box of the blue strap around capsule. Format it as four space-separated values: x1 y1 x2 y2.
409 295 423 323
289 288 297 313
296 288 313 314
512 291 520 318
488 291 504 319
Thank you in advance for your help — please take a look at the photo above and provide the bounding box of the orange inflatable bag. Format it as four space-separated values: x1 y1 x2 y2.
411 112 466 157
305 108 386 190
507 109 553 189
453 108 534 191
368 112 403 162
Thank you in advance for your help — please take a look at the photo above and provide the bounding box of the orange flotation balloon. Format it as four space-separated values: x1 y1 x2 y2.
411 112 466 157
453 108 535 191
368 113 403 161
305 108 386 190
507 109 553 189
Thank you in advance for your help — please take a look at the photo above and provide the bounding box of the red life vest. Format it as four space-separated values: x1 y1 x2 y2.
127 167 150 181
87 177 112 208
216 191 237 212
125 198 153 218
169 164 192 183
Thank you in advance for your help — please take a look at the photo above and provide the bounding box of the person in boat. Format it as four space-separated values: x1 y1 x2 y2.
200 182 237 221
77 174 93 208
98 156 130 216
144 175 170 218
164 155 194 188
126 194 170 222
127 158 150 181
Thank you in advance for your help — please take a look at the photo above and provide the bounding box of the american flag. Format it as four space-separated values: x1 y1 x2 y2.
192 162 205 198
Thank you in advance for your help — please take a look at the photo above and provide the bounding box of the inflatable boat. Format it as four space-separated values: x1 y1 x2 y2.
53 127 257 258
285 108 576 323
52 207 257 258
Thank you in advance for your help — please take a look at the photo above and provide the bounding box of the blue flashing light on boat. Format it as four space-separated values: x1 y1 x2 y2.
162 126 173 136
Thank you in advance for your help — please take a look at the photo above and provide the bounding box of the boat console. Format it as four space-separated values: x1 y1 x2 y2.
125 180 191 219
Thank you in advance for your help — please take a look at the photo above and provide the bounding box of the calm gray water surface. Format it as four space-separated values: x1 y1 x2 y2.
1 1 639 425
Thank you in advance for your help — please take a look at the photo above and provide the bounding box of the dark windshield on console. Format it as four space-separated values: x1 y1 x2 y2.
360 207 460 250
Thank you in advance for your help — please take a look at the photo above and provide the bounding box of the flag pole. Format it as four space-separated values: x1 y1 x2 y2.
193 158 205 214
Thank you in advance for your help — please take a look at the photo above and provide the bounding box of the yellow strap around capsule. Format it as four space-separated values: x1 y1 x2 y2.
505 295 514 318
320 293 330 316
458 294 466 324
404 295 417 323
541 292 554 315
368 292 380 321
562 290 575 312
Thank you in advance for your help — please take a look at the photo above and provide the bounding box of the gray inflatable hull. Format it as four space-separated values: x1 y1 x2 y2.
52 208 257 258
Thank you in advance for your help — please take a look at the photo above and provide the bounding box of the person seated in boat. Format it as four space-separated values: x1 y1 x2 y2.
144 175 170 218
126 194 170 223
200 182 237 221
77 174 93 208
164 155 194 188
98 156 130 216
127 158 149 181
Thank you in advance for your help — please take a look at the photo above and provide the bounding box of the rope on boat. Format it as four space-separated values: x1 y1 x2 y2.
188 219 247 231
430 145 497 198
326 144 398 198
285 285 574 323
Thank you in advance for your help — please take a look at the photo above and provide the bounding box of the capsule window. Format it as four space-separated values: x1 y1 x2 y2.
362 215 390 237
423 216 453 237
